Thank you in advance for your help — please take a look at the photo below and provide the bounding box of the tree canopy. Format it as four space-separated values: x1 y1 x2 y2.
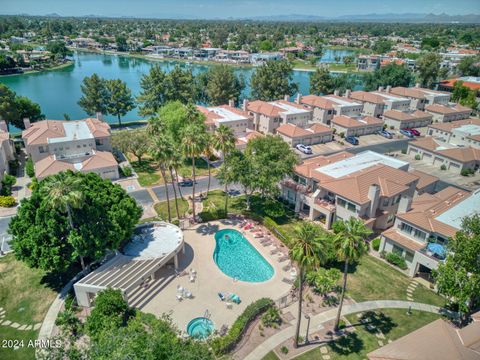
251 60 298 101
416 52 442 89
198 64 245 106
9 171 142 273
78 73 110 116
364 63 414 91
0 83 44 130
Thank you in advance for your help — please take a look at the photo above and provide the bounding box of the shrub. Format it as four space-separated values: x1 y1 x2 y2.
338 319 347 329
198 209 227 222
263 199 286 219
371 238 381 251
339 132 345 138
385 252 408 270
414 154 421 160
120 165 133 177
25 158 35 178
440 164 447 171
8 159 19 175
0 175 16 196
401 149 407 154
461 168 474 177
261 306 282 328
281 346 289 354
211 298 274 355
0 196 15 207
262 217 292 247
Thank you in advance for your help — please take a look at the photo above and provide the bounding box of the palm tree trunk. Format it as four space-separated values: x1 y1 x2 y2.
223 156 228 214
294 266 304 348
334 260 349 331
160 168 171 222
206 158 211 197
174 169 185 200
191 156 196 221
170 167 180 219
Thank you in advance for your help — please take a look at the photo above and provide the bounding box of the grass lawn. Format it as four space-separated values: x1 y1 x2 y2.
129 156 215 187
154 197 189 220
0 255 57 360
291 59 317 71
327 63 357 72
346 255 445 307
292 309 440 360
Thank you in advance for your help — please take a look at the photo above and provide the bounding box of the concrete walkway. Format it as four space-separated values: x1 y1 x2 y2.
243 300 451 360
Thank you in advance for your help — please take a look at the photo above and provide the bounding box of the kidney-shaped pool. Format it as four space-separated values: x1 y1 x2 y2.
213 229 274 282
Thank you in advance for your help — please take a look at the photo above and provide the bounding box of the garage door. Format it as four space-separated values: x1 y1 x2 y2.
408 147 418 155
433 157 444 166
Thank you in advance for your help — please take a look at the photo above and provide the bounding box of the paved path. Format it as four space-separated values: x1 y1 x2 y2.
243 300 450 360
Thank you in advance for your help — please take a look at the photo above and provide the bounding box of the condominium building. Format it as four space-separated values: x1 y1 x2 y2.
427 118 480 149
380 187 478 278
280 150 418 231
425 103 472 123
331 115 384 137
348 90 411 118
22 118 118 180
382 110 433 130
197 104 252 136
246 98 313 134
389 86 451 110
300 93 363 125
275 123 333 147
0 121 15 185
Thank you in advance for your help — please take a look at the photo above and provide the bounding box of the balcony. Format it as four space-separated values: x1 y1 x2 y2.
313 198 336 212
419 242 446 262
281 179 309 194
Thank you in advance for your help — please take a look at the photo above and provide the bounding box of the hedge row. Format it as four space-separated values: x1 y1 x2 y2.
385 252 408 270
210 298 274 355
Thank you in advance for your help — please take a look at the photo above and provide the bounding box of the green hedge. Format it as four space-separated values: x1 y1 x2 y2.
210 298 274 355
0 195 16 208
26 158 35 178
262 217 292 247
385 252 408 270
199 209 227 222
371 238 381 251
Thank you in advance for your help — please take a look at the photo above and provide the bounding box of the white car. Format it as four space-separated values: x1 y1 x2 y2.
296 144 312 154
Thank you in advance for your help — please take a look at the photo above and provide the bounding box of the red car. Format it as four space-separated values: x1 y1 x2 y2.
405 128 420 136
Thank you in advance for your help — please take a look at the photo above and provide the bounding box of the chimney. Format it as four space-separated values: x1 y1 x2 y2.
378 86 384 92
96 112 103 121
23 118 31 129
228 99 235 108
368 184 380 217
334 89 339 96
295 93 301 105
398 195 412 214
345 89 351 98
0 121 7 133
242 99 249 112
386 85 391 93
284 94 289 102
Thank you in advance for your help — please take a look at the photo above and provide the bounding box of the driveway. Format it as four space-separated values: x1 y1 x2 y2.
0 215 13 253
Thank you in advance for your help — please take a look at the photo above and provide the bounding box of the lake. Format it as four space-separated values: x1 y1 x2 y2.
0 50 361 128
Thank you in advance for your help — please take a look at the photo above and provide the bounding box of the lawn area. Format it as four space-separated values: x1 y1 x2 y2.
129 156 215 187
0 255 57 360
327 63 358 72
154 197 189 220
291 59 317 71
346 255 445 307
293 309 440 360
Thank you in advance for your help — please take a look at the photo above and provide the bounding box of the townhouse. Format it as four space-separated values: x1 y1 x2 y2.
407 137 480 174
382 110 433 130
348 90 411 118
425 103 472 123
300 93 363 125
281 150 418 231
389 86 451 110
357 55 381 71
380 187 479 279
197 103 252 136
0 121 15 185
246 98 313 134
275 123 333 147
22 118 118 180
427 118 480 148
331 115 384 137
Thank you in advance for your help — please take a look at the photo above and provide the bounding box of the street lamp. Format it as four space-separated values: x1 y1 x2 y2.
304 314 311 344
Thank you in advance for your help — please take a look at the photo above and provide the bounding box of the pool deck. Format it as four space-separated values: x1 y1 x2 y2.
140 219 293 334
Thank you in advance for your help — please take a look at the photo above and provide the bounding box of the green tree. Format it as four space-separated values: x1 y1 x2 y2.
416 52 442 89
78 73 109 116
309 68 335 95
291 222 326 347
46 41 72 59
137 65 168 116
9 171 142 273
332 217 372 331
251 60 298 101
164 65 198 104
372 39 394 54
306 267 341 298
198 65 245 105
364 63 414 91
148 101 190 144
202 133 216 196
105 79 135 126
0 53 16 71
0 84 44 130
457 56 480 77
433 214 480 325
213 125 236 213
115 35 128 52
150 135 174 222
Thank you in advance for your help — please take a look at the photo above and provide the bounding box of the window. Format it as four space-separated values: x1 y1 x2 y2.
347 203 356 212
414 229 426 241
405 251 414 263
401 222 413 234
337 198 347 208
95 139 103 146
392 245 403 256
382 198 390 207
387 214 395 223
39 146 46 153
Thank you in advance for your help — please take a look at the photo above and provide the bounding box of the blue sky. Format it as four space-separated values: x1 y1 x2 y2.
2 0 479 18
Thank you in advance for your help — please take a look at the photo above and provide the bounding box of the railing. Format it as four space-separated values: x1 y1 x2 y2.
313 198 336 211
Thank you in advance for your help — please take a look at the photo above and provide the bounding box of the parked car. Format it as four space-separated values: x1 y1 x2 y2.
377 130 393 139
345 136 359 145
400 129 414 138
296 144 312 154
405 128 421 136
179 179 194 187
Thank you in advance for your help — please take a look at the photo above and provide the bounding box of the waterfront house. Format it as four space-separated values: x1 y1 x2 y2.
347 90 411 118
389 86 451 110
300 93 363 125
197 103 252 136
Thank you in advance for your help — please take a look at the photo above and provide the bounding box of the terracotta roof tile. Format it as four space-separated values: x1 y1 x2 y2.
425 103 472 114
410 170 439 191
383 110 432 122
382 228 424 251
247 100 282 116
332 115 383 128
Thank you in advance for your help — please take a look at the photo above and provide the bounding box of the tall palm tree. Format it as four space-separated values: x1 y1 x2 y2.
291 221 326 348
181 123 206 221
169 151 185 201
150 136 173 222
332 217 372 331
202 133 215 197
44 174 86 270
213 125 236 214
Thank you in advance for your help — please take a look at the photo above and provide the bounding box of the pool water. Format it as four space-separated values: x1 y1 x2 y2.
187 317 214 339
213 229 274 282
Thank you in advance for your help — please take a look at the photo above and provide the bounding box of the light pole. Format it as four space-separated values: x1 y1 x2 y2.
304 314 311 344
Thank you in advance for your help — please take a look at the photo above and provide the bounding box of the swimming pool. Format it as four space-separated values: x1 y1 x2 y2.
213 229 274 282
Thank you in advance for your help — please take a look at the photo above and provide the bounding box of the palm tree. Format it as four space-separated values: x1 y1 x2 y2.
150 136 173 222
213 125 236 214
44 174 86 270
169 151 185 201
181 123 206 221
202 133 215 197
332 217 372 331
291 221 326 348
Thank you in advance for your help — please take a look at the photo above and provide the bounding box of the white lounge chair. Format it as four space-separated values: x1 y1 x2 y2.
176 294 183 301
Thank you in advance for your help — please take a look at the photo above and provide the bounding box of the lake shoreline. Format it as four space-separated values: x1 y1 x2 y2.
0 61 74 78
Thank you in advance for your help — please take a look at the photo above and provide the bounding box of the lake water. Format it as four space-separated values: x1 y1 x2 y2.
0 50 361 128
